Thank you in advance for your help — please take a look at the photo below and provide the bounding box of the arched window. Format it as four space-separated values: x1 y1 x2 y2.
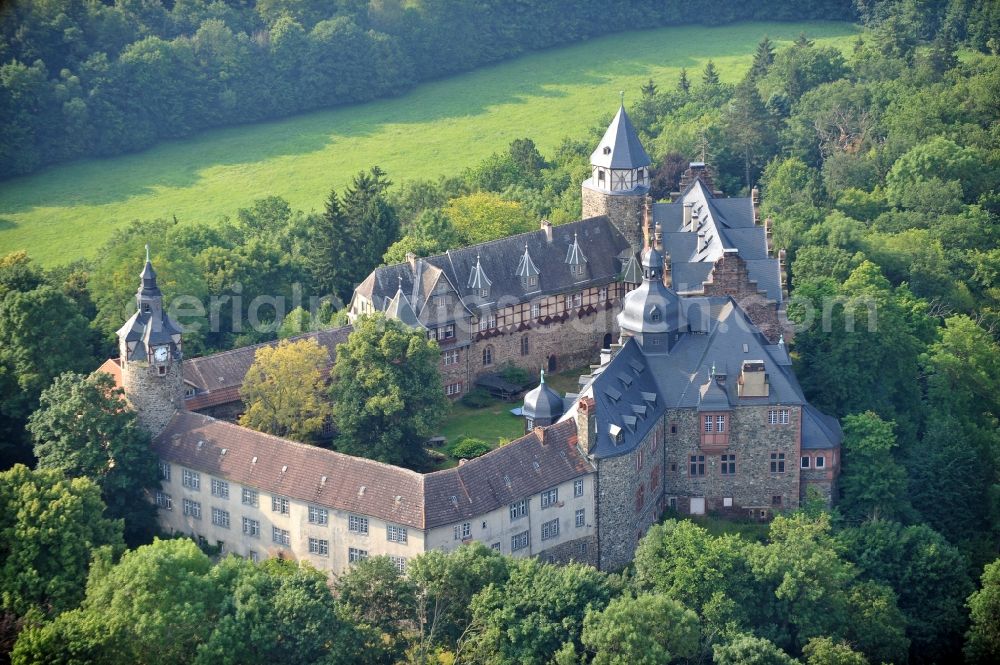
520 336 529 356
483 345 494 366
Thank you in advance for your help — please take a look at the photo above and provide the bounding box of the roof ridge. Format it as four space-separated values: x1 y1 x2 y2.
186 325 352 365
168 410 424 480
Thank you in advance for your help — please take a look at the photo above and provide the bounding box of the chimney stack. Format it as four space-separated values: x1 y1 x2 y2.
575 397 598 455
683 202 693 230
406 252 417 270
540 219 553 243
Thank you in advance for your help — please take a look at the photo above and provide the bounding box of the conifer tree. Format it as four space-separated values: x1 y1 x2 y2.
701 60 720 86
750 36 775 79
676 68 691 94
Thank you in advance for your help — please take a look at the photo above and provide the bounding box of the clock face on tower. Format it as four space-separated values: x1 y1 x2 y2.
153 345 169 363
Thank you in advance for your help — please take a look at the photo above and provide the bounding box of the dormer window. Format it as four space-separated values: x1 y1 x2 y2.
480 288 489 298
650 307 661 323
571 264 585 277
142 303 151 313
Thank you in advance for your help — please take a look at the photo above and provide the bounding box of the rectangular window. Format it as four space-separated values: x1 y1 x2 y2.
308 506 328 525
509 499 527 521
772 495 783 507
716 415 726 432
574 479 584 497
348 547 368 563
540 488 558 508
721 454 736 475
242 517 260 537
531 303 540 318
770 452 786 473
158 461 171 481
271 496 289 515
387 525 408 544
182 498 201 519
241 488 258 507
182 468 200 490
271 527 290 546
541 518 560 541
453 522 471 540
689 455 705 476
573 293 583 307
349 515 369 534
211 507 230 528
443 324 455 339
491 542 501 552
815 455 826 469
155 491 172 510
248 551 259 563
308 538 329 556
211 478 229 499
443 349 459 366
599 287 608 301
446 382 463 396
801 456 811 469
703 415 713 433
575 508 585 528
390 556 407 574
768 409 790 425
511 531 529 551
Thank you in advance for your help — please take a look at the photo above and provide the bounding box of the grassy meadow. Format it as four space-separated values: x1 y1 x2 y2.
0 21 857 266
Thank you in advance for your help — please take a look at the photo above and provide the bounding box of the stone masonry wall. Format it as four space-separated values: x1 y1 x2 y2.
122 360 183 435
581 184 644 253
596 421 666 571
538 534 599 567
663 405 801 517
698 253 784 343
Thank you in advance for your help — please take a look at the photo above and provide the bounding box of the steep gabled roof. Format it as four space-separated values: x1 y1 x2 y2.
590 105 651 169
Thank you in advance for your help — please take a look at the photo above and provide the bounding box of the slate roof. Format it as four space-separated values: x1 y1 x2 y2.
423 419 592 527
523 370 564 420
354 217 632 317
655 179 782 302
183 326 352 410
589 105 651 169
154 410 426 528
564 297 840 458
801 404 843 450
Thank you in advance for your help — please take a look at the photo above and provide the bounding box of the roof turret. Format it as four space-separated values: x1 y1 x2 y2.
467 253 492 291
589 103 651 170
515 244 540 279
523 370 564 423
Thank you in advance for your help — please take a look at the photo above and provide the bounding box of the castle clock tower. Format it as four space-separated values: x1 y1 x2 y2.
116 247 184 435
581 100 651 253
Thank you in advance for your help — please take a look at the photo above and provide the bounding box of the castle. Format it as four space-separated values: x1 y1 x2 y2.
99 104 840 573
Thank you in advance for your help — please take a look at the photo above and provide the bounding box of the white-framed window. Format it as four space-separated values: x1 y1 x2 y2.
446 382 463 396
526 417 534 429
348 547 368 563
574 479 584 497
483 346 494 366
716 415 726 432
308 506 328 525
182 468 200 490
801 456 811 469
540 488 558 508
443 323 455 339
531 303 540 318
158 461 171 481
599 287 608 301
703 415 713 432
349 515 369 534
272 527 290 546
573 292 582 307
211 507 230 529
443 349 460 366
155 491 172 510
211 478 229 499
387 524 408 544
511 531 529 551
815 455 826 469
390 556 407 573
509 499 527 520
768 408 790 425
242 517 260 537
453 522 471 540
308 538 329 556
575 508 585 528
541 518 560 541
241 488 258 507
528 275 538 288
571 264 585 277
271 495 289 515
182 498 201 519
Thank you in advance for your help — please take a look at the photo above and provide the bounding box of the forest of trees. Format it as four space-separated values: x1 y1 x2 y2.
2 0 1000 662
0 0 865 179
